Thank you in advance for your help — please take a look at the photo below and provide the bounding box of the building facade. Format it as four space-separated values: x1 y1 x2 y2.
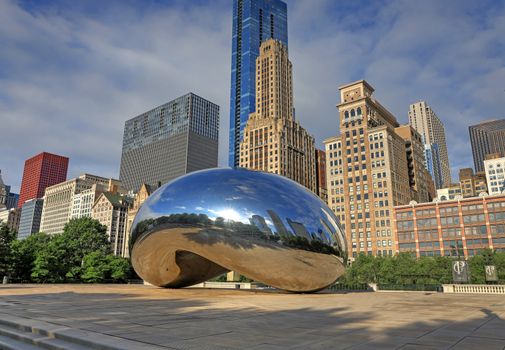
469 119 505 172
70 180 124 219
92 192 132 256
315 149 328 202
459 168 488 198
229 0 288 167
408 101 451 189
325 80 419 258
437 184 463 201
484 155 505 195
6 191 19 210
119 93 219 192
39 174 114 235
0 170 7 210
18 152 69 208
395 125 436 203
239 39 316 192
18 198 44 239
395 194 505 258
124 184 154 258
0 208 21 233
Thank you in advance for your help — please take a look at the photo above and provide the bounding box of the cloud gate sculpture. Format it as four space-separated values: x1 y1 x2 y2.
130 168 347 292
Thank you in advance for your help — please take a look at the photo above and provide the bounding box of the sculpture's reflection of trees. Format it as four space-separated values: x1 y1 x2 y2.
132 213 343 257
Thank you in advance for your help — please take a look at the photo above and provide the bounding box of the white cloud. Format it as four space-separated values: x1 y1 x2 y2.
1 0 504 192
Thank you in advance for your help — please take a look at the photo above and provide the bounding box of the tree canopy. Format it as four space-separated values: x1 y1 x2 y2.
341 250 505 286
2 218 134 283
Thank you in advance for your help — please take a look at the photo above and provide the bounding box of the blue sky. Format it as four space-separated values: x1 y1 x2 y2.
1 0 504 192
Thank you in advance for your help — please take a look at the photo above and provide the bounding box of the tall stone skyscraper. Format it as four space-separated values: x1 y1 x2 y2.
229 0 288 167
408 101 451 189
119 93 219 192
325 80 433 258
469 119 505 172
239 39 316 193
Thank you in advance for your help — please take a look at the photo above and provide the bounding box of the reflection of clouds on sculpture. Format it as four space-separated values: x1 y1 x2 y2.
131 168 346 253
130 168 347 292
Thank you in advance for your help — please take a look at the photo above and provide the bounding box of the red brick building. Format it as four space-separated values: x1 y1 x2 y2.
394 194 505 258
18 152 69 208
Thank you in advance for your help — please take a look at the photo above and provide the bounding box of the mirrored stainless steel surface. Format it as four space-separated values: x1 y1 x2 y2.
130 168 347 292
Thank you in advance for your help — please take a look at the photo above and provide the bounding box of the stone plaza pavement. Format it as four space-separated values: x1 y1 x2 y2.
0 284 504 349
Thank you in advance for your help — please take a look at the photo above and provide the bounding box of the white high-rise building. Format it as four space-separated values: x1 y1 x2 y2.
409 101 451 189
484 155 505 195
40 174 119 235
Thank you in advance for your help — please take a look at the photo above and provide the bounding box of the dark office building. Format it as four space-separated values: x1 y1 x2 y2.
119 93 219 191
3 186 19 209
469 119 505 172
228 0 288 167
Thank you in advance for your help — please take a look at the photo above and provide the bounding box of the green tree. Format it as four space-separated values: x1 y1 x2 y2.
61 218 110 265
108 255 133 282
31 234 68 282
377 256 396 284
0 222 16 278
81 251 109 283
343 254 382 284
10 233 51 281
469 249 502 284
81 251 133 283
342 253 457 286
430 256 453 284
493 252 505 283
31 218 111 282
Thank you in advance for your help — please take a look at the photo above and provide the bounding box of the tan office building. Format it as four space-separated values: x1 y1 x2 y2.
0 208 21 232
459 168 488 198
409 101 451 189
40 174 117 235
92 192 132 257
239 39 316 193
325 80 433 258
394 194 505 258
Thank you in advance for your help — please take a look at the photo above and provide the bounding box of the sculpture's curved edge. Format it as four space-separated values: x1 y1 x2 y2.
131 226 346 293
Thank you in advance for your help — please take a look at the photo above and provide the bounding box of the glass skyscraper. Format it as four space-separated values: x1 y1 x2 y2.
18 198 43 239
228 0 288 167
424 143 443 189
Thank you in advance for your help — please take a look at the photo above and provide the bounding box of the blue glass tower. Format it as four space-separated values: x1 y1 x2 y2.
424 143 443 189
229 0 288 167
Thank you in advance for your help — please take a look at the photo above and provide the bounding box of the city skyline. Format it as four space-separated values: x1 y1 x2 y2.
228 0 288 168
1 0 505 192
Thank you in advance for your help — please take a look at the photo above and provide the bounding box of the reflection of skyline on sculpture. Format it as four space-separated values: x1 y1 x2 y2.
130 168 347 292
132 168 345 252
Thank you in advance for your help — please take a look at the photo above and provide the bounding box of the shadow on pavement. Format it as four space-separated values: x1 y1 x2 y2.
0 284 504 349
